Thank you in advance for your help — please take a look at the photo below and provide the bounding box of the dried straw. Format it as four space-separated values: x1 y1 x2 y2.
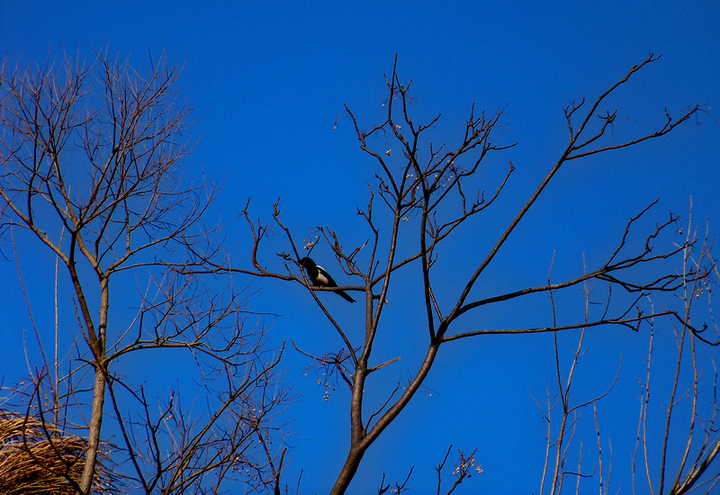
0 411 116 494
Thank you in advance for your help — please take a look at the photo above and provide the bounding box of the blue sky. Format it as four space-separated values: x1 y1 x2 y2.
1 1 719 493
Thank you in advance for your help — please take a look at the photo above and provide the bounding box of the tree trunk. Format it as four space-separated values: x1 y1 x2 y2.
80 365 107 493
329 447 367 495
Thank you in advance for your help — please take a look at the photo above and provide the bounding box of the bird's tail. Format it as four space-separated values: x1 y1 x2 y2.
337 290 356 303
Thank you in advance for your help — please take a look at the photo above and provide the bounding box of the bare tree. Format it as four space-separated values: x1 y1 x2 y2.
536 210 720 495
635 211 720 495
0 50 288 493
185 54 718 493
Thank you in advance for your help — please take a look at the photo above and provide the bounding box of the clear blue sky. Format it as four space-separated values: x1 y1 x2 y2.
1 1 719 493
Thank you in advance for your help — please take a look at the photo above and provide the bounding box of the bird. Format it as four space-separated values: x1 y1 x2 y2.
300 257 356 303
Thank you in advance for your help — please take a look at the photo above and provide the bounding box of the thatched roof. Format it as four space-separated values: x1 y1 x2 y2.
0 411 116 494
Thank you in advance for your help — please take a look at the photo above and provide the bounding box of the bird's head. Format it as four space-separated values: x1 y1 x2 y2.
299 257 315 269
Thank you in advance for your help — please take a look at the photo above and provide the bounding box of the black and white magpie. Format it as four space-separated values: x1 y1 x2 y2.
300 257 356 303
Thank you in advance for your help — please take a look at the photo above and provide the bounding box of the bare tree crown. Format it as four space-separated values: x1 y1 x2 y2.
0 51 287 494
216 54 718 493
